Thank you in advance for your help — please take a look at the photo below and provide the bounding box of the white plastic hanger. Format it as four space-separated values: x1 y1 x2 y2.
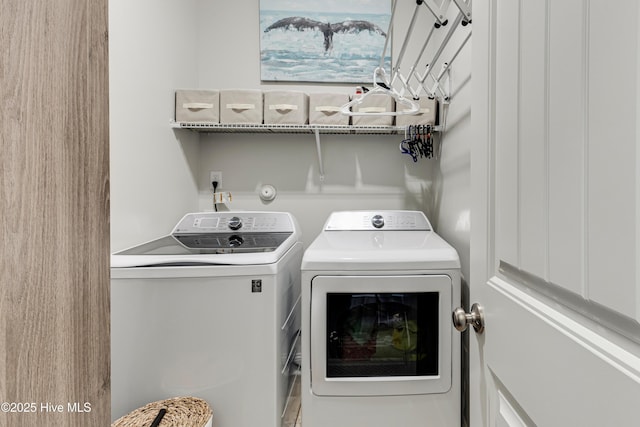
339 67 419 117
338 0 418 118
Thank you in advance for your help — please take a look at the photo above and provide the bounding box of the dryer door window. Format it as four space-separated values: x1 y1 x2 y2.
326 292 439 378
310 275 452 397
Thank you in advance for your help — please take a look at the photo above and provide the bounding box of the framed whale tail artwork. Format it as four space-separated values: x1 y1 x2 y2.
260 0 392 83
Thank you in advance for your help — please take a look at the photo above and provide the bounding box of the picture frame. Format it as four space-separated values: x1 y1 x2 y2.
260 0 392 83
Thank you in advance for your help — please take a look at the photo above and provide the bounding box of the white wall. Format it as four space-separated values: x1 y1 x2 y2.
109 0 471 282
196 132 437 246
427 6 472 284
109 0 201 251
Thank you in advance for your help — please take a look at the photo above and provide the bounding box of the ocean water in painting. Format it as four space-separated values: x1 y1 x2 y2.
260 10 392 83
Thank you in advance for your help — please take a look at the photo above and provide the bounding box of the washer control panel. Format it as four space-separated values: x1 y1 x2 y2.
324 211 431 231
172 212 295 234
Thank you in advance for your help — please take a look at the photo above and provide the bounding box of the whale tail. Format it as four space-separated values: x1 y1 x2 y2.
264 16 386 52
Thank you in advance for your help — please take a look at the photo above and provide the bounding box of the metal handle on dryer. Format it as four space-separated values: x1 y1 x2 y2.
452 303 485 334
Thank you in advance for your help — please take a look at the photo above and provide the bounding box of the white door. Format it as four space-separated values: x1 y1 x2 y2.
469 1 640 426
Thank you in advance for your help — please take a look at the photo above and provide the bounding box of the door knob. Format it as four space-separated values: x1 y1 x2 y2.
452 303 485 334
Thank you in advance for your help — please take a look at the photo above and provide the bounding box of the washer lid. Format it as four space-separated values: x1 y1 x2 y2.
114 233 292 256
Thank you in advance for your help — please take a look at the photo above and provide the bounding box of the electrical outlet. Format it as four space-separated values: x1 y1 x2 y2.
210 171 222 189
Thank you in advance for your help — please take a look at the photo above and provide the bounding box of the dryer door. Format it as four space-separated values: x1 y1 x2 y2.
310 275 452 396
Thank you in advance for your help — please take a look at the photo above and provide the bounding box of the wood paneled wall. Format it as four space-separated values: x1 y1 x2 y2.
1 1 110 425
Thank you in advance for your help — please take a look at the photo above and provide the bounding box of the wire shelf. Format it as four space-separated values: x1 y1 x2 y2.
170 122 440 135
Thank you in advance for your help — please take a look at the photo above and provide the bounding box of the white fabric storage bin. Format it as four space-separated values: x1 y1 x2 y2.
175 90 219 123
220 89 263 124
395 97 438 127
351 93 395 126
309 93 350 125
263 91 309 124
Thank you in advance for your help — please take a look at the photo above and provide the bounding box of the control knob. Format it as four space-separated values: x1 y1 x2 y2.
371 214 385 229
228 216 243 230
228 235 244 247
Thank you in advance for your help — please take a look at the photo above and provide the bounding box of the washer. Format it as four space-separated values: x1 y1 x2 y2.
301 210 461 427
111 211 303 427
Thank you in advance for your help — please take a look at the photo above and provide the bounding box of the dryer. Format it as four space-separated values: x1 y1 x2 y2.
111 212 302 427
301 210 461 427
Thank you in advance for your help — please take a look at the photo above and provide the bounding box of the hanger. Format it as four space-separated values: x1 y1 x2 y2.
399 125 435 162
339 67 420 117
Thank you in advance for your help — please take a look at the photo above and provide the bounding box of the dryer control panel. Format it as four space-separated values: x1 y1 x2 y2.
324 210 431 231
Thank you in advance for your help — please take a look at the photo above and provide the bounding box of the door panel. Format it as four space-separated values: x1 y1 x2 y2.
493 0 519 268
547 0 586 294
495 392 527 427
485 276 640 425
518 0 547 279
586 0 638 317
471 0 640 425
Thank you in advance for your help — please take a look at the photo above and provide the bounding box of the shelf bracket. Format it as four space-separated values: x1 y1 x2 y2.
313 128 325 182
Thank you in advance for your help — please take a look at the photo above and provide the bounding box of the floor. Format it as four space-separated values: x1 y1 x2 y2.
283 401 301 427
283 376 302 427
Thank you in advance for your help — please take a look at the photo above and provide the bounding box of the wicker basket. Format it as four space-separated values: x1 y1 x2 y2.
111 396 213 427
